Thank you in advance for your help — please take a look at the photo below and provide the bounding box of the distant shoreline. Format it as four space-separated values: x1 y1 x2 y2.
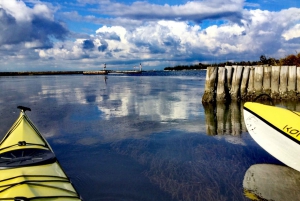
0 71 84 76
0 70 142 76
0 69 207 76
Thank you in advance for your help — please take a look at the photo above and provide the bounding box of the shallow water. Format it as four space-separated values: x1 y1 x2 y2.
0 71 292 201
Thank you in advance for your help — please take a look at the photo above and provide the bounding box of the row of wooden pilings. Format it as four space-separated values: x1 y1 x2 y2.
202 65 300 103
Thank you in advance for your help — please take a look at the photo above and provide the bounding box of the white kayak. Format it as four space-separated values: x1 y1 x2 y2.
243 102 300 172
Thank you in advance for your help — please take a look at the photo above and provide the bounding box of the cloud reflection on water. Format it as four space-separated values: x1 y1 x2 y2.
0 74 292 201
18 75 206 144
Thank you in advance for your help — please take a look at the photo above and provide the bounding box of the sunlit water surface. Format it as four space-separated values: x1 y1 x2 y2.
0 71 292 201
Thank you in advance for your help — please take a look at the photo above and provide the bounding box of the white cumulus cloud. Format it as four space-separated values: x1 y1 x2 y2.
1 0 300 71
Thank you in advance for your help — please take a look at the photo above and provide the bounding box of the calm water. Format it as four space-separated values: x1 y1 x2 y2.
0 71 293 201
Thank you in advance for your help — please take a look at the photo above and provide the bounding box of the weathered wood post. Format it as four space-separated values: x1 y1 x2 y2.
263 66 272 95
271 66 280 99
287 66 297 99
297 67 300 99
230 66 244 100
225 66 233 91
240 66 250 100
202 65 300 103
216 67 227 102
245 67 255 100
279 66 288 99
202 67 218 103
254 66 264 97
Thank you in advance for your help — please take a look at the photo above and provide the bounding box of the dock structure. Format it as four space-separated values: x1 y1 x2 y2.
202 65 300 103
113 70 142 74
83 70 108 75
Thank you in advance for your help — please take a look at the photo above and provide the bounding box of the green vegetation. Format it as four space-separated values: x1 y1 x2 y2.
164 63 207 71
164 53 300 70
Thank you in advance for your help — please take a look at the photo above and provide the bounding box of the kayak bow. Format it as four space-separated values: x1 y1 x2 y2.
0 106 82 200
243 102 300 172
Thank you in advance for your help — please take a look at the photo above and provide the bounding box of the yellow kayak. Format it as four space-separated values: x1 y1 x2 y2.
244 102 300 172
0 106 82 200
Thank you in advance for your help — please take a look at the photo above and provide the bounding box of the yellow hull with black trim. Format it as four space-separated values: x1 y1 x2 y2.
244 102 300 172
0 106 82 200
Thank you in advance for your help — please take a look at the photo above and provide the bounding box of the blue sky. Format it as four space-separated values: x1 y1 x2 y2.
0 0 299 71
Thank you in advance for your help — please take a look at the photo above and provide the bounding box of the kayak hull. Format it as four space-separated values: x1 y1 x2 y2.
244 102 300 172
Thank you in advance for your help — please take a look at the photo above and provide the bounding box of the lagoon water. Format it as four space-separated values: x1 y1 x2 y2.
0 71 292 201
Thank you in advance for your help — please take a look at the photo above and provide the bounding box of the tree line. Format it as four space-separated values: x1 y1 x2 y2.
164 53 300 71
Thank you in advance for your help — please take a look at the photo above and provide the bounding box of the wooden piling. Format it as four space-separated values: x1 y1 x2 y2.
297 67 300 99
230 66 244 100
202 67 218 103
279 66 288 98
254 66 264 97
216 67 227 102
271 66 280 99
287 66 297 99
240 66 250 100
201 65 300 103
245 67 255 100
263 66 271 95
225 66 233 91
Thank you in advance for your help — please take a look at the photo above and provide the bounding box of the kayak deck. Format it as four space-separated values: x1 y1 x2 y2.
244 102 300 172
244 102 300 144
0 163 80 200
0 107 82 200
